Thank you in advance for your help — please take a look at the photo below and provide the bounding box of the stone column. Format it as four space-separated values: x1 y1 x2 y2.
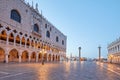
54 55 56 61
51 55 52 62
25 39 27 48
98 46 101 61
5 54 9 63
28 54 31 62
60 56 63 61
78 47 81 61
19 55 22 63
6 35 9 45
20 39 22 47
14 36 16 46
46 54 48 62
34 41 35 49
36 53 38 62
41 54 44 62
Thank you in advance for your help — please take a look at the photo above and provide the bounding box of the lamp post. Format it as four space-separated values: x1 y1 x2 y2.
98 46 101 61
78 47 81 61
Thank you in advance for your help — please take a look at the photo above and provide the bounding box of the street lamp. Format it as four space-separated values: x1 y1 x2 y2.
78 47 81 61
98 46 101 61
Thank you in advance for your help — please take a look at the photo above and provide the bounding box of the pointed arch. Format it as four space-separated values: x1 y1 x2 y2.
16 35 20 44
31 52 36 62
9 49 19 62
26 38 30 47
53 55 55 61
58 55 60 61
21 37 25 45
9 32 14 42
31 40 34 47
0 30 7 41
43 53 47 61
48 54 51 61
38 53 42 62
55 55 58 61
22 50 29 62
38 42 40 49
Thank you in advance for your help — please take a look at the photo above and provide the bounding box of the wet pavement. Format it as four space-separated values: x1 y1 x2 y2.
0 61 120 80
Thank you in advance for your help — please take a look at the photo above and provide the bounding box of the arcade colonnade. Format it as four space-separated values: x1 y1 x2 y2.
0 24 65 63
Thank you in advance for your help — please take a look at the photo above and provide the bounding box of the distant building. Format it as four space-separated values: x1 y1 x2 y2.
107 38 120 63
0 0 67 63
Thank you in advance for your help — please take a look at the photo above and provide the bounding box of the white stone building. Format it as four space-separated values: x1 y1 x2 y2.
108 38 120 63
0 0 67 63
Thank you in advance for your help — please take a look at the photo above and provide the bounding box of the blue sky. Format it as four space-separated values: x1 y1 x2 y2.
26 0 120 58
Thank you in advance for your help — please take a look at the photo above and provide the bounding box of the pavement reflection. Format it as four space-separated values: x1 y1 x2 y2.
0 61 120 80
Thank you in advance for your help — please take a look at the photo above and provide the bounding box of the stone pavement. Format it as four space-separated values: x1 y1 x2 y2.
0 61 120 80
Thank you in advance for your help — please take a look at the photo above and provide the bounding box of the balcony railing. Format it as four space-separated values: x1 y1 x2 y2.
32 30 42 37
21 44 25 47
16 43 20 46
0 40 6 44
26 45 29 48
9 42 14 45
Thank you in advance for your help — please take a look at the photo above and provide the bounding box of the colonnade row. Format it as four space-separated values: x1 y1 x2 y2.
0 26 65 55
0 25 66 64
0 47 64 63
108 54 120 63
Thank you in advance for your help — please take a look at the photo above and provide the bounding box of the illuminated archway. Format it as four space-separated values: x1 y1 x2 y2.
43 53 47 61
38 53 42 62
48 54 51 61
16 35 20 45
26 39 30 47
9 33 14 43
0 30 7 41
56 55 58 61
53 55 55 61
58 55 60 61
31 52 36 62
21 37 25 45
9 49 19 62
0 47 5 62
22 51 29 62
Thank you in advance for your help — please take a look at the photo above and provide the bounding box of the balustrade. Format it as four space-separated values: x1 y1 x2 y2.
0 40 7 44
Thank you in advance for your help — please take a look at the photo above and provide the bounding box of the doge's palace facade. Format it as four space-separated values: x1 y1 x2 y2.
0 0 67 63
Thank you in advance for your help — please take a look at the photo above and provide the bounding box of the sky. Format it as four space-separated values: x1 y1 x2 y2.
26 0 120 58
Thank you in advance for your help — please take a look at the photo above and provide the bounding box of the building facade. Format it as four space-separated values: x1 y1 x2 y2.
0 0 67 63
108 38 120 63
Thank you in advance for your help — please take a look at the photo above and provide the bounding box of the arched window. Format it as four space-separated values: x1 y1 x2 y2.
45 24 47 28
46 31 50 38
11 9 21 23
62 40 64 45
56 36 59 42
34 24 39 33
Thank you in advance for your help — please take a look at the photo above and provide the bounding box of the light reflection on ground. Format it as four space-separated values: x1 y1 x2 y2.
0 61 120 80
